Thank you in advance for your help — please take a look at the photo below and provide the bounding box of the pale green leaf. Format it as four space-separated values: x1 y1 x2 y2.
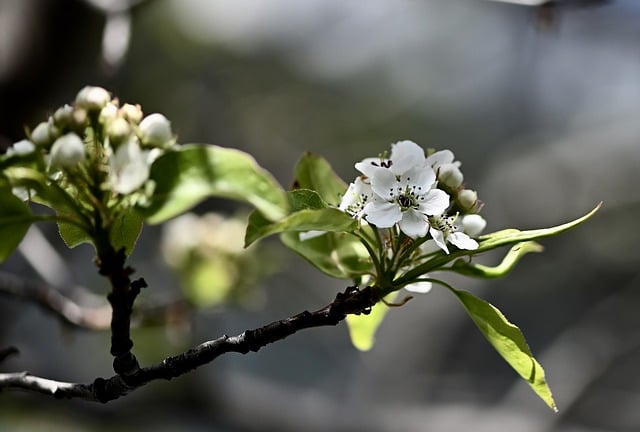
450 241 543 279
109 208 144 256
346 292 398 351
293 153 347 206
142 144 288 224
452 289 557 411
0 188 33 262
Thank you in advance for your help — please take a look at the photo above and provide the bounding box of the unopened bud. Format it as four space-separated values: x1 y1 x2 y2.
438 163 463 189
31 122 54 147
457 189 478 211
7 139 36 156
107 117 132 145
53 104 74 128
120 103 143 124
139 113 173 148
461 214 487 238
75 86 111 111
99 102 119 124
49 133 86 169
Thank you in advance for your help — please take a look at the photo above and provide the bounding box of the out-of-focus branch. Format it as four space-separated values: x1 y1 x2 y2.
0 271 190 330
0 286 378 403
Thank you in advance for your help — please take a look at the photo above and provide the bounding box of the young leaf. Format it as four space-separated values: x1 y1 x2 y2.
142 144 288 224
450 241 543 279
345 292 398 351
109 208 144 256
0 188 33 262
293 153 347 206
281 231 372 279
451 289 557 411
58 219 93 249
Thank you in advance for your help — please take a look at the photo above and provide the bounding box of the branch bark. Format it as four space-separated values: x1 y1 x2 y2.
0 285 378 402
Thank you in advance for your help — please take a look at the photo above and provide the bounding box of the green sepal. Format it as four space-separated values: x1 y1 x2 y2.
451 288 557 411
142 144 289 224
450 241 543 279
0 188 34 262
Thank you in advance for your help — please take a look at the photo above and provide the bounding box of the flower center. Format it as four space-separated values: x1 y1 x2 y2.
397 194 415 210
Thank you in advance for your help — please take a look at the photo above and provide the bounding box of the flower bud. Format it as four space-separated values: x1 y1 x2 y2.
457 189 478 211
7 139 35 156
30 121 54 147
139 113 173 148
438 163 463 189
49 133 86 169
461 214 487 238
75 86 111 111
106 117 132 146
120 103 143 124
99 102 119 124
53 104 74 127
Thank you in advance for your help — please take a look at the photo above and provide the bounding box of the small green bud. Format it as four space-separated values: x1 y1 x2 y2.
49 133 86 169
75 86 111 111
139 113 173 148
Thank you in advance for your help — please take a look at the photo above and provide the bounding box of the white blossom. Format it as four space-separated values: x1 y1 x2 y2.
428 214 479 254
461 214 487 238
425 149 463 189
6 140 35 156
108 137 150 194
339 176 372 219
76 86 110 111
139 113 173 148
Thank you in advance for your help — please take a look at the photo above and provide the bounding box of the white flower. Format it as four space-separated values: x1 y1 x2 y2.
404 280 432 294
461 214 487 238
428 214 479 254
7 139 35 156
49 133 86 169
76 86 111 111
139 113 173 148
108 137 150 194
363 165 449 238
425 149 463 189
339 176 373 218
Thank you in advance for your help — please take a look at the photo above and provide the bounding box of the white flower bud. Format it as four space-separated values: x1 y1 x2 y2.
53 104 74 127
49 133 86 169
31 121 53 147
457 189 478 211
438 163 464 189
461 214 487 238
99 102 119 124
7 139 36 156
120 103 143 124
109 137 150 194
139 113 173 148
75 86 111 111
106 117 131 145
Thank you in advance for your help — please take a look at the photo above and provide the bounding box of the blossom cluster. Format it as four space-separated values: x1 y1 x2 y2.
339 140 486 255
4 86 175 198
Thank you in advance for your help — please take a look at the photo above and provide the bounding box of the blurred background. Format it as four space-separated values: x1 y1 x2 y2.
1 0 639 430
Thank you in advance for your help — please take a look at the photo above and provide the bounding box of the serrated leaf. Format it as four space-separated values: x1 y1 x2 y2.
58 219 93 249
281 230 372 279
0 188 33 262
293 153 347 206
452 289 557 411
346 292 398 351
142 144 288 224
288 189 326 212
450 241 543 279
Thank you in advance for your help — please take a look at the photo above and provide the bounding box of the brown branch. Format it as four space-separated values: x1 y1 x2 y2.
0 271 190 330
0 286 378 403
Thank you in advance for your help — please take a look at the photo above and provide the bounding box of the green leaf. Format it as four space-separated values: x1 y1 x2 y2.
452 289 557 411
245 189 356 246
0 188 33 262
58 219 93 249
109 208 144 256
293 153 347 206
450 241 543 279
142 144 288 224
281 230 372 279
346 292 398 351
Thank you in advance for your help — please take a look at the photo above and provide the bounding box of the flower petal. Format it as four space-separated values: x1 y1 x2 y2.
389 140 425 175
363 199 401 227
425 149 454 168
398 209 429 238
405 281 432 294
418 189 450 216
429 226 449 254
355 158 385 178
369 167 398 199
461 214 487 237
448 232 479 250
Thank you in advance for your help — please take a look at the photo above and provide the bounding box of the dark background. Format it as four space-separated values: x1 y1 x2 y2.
1 0 638 430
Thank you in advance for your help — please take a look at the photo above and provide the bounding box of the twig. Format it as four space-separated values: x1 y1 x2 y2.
0 286 378 402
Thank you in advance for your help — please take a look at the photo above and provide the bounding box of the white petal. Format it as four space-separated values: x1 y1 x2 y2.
438 163 464 188
339 181 359 212
405 281 432 294
425 149 454 168
448 232 479 250
369 167 398 199
363 200 401 227
398 209 429 238
389 140 425 175
401 165 435 190
419 239 441 254
429 227 450 254
418 189 450 216
355 158 385 178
